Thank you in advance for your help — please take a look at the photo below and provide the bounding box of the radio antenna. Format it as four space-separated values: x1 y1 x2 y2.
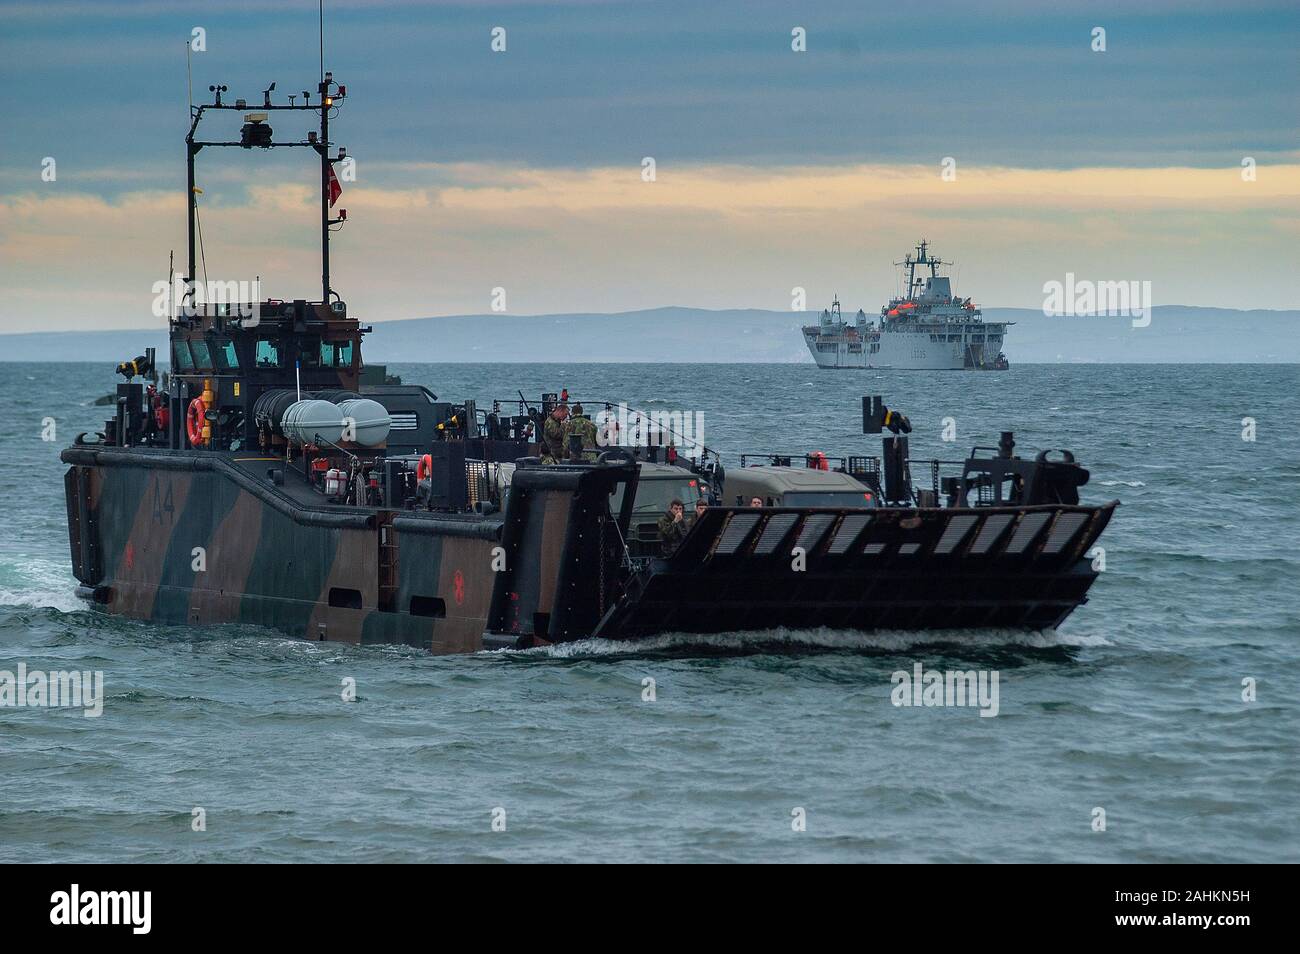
319 0 325 84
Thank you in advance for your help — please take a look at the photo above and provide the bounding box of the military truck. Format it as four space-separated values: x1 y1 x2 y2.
723 465 876 509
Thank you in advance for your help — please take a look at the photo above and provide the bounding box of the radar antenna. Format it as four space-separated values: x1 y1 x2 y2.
895 240 946 299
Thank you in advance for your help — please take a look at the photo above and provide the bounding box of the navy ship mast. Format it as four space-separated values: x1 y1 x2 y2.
895 239 944 301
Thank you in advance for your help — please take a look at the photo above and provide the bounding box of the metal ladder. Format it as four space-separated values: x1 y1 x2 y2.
377 518 398 613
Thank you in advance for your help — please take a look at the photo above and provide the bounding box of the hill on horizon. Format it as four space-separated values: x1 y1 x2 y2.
0 305 1295 364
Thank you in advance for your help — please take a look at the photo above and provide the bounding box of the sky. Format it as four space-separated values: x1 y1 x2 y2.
0 0 1297 332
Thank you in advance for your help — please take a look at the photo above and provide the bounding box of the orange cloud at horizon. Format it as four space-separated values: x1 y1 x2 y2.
2 160 1297 332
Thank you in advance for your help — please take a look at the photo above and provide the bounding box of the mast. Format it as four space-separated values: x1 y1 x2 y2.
894 240 946 300
186 136 196 313
182 74 346 311
895 248 918 300
319 76 330 304
184 84 223 316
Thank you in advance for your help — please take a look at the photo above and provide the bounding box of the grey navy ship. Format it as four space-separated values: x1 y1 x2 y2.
803 241 1010 370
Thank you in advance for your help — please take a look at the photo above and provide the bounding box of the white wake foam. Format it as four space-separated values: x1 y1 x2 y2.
0 558 85 614
491 626 1112 658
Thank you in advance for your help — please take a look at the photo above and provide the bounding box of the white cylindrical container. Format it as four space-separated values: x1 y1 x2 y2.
336 398 392 447
324 468 344 497
281 399 345 446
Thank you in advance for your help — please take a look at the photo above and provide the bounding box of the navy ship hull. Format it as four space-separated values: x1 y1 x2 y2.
802 324 1010 370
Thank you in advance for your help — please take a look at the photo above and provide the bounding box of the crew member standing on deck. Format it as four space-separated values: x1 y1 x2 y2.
542 403 569 463
657 499 689 555
565 403 598 461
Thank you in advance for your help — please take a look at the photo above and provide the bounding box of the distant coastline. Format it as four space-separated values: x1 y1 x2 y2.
1 305 1296 364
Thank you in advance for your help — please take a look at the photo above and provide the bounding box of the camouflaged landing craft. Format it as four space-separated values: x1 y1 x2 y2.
61 68 1118 653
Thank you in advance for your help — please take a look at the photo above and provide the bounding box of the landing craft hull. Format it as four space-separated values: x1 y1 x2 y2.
598 503 1116 637
63 447 500 652
63 446 1115 652
61 446 646 653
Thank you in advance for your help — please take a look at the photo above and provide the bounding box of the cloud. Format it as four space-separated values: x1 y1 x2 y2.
2 159 1297 332
4 1 1297 174
436 161 1300 213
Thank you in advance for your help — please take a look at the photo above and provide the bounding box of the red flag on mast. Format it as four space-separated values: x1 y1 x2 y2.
327 163 342 207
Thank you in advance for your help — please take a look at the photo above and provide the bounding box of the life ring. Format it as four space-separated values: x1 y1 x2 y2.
416 453 433 481
186 396 207 446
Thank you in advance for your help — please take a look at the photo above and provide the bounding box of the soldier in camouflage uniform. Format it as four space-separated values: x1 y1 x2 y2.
565 403 599 461
541 403 569 463
691 497 708 527
657 498 688 555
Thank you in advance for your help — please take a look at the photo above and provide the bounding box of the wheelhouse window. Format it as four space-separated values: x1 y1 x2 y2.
610 477 702 519
189 338 212 370
319 339 355 368
172 340 194 371
255 339 281 368
213 339 239 371
300 337 321 368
